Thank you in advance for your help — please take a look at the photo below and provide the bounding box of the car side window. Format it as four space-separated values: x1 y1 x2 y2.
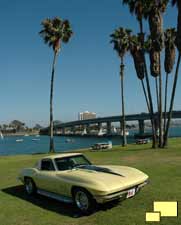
41 159 55 171
55 158 74 171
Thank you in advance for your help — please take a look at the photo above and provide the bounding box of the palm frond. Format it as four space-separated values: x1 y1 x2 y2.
110 27 132 58
39 17 73 52
129 34 145 80
164 28 176 73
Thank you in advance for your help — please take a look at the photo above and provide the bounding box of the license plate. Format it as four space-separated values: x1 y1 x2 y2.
126 188 136 198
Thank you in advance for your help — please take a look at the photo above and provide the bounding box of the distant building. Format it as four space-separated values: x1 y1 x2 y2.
79 111 96 120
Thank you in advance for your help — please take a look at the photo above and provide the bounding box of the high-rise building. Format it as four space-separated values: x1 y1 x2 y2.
78 111 96 120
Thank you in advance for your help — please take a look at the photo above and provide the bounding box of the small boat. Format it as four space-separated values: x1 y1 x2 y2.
24 134 29 137
98 128 106 136
16 139 23 142
112 127 117 134
65 138 75 143
121 130 129 136
0 131 4 140
81 128 87 136
36 134 40 137
32 138 40 141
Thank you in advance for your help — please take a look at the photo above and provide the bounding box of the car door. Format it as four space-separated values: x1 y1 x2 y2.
34 159 57 193
52 158 74 196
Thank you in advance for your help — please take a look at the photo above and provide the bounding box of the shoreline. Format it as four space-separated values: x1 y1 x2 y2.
2 132 39 137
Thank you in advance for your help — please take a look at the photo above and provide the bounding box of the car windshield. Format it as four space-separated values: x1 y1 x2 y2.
55 155 91 171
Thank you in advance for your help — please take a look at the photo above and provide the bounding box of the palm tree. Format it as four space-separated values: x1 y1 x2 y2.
163 28 176 133
164 1 181 147
110 28 131 146
144 36 160 111
122 0 151 33
129 35 150 110
147 0 169 148
39 17 73 153
122 0 157 148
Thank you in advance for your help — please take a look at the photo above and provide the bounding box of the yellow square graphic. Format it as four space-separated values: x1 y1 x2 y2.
153 201 178 217
146 212 160 222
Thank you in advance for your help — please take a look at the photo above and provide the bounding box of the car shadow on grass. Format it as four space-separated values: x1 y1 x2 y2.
2 185 121 217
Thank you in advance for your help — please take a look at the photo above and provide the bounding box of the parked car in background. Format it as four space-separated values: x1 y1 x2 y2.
18 153 149 214
136 139 150 145
91 141 112 150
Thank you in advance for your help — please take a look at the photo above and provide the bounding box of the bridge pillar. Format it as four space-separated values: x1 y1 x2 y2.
154 118 159 135
97 122 102 131
97 122 103 135
86 124 91 135
81 125 86 135
61 127 65 135
107 122 112 136
82 124 91 135
119 121 122 134
138 120 145 135
71 126 76 134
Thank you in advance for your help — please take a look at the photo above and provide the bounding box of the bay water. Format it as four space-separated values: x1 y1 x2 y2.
0 127 180 156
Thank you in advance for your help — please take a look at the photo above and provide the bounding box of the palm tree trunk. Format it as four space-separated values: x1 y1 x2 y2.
120 58 127 147
141 79 150 112
139 20 143 35
158 54 163 148
139 19 157 148
144 59 157 148
163 73 169 133
155 77 159 112
163 54 181 147
49 51 58 153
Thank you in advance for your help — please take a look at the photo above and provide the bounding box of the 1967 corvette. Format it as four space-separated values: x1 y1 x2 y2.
18 153 149 214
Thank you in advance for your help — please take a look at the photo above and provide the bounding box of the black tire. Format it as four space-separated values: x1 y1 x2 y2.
24 177 37 196
72 187 96 215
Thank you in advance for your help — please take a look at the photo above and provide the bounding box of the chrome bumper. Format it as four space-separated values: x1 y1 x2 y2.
95 180 149 204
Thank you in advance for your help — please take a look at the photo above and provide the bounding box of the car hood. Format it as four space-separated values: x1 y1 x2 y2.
56 165 148 193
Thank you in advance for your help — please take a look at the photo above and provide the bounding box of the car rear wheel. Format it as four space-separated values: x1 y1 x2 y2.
24 178 36 195
73 188 96 214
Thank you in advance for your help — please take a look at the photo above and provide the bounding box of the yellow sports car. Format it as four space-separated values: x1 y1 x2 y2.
18 153 149 214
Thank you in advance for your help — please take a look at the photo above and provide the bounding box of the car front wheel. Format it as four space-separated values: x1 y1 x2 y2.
73 188 96 214
24 178 36 195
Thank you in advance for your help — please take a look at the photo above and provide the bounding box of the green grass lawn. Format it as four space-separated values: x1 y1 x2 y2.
0 138 181 225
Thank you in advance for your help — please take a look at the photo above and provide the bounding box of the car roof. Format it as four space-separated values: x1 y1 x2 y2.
41 152 83 160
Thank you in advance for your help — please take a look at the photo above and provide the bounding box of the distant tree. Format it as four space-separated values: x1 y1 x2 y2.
10 120 25 131
53 120 62 126
33 124 43 130
39 17 73 153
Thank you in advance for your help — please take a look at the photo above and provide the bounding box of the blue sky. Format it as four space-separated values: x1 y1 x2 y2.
0 0 180 127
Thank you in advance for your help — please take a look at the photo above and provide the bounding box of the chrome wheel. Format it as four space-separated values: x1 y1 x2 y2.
75 190 89 211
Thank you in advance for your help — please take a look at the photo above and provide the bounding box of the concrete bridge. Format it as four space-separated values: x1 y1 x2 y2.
40 111 181 136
